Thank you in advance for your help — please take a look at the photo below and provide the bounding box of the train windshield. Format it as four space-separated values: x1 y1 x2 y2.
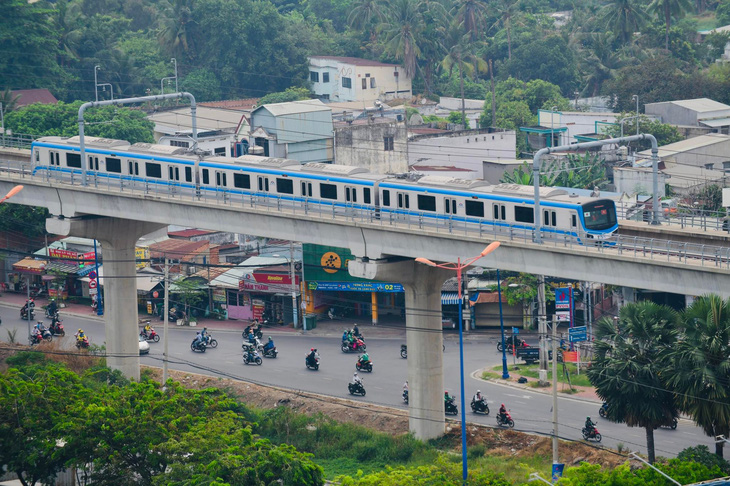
582 200 617 231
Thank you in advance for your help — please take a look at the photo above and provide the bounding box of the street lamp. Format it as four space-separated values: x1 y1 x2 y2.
415 241 501 485
1 185 23 203
94 65 101 102
632 95 639 136
496 270 509 379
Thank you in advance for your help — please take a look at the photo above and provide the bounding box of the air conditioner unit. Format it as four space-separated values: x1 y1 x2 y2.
189 266 196 274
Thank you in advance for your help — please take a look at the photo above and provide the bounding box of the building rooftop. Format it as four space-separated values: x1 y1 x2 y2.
147 106 246 134
646 98 730 113
310 56 401 68
409 127 449 135
200 98 259 110
254 99 331 117
10 89 58 107
210 256 290 288
168 229 219 239
637 133 730 158
149 239 209 259
411 165 474 172
483 158 531 165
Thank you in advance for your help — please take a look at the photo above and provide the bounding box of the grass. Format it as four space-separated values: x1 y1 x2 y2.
492 363 593 388
481 371 502 380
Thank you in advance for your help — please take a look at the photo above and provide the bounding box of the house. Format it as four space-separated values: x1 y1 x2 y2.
309 56 412 104
334 117 407 173
698 24 730 62
482 158 532 184
645 98 730 135
147 106 249 156
10 89 58 107
249 99 333 163
148 239 214 276
636 133 730 171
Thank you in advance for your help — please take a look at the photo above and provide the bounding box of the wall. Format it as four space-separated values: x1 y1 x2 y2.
613 167 667 197
159 134 234 157
663 140 730 169
309 58 412 103
482 160 527 184
408 129 516 173
474 302 522 328
334 120 408 173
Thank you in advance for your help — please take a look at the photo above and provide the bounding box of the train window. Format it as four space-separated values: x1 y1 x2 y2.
145 163 162 178
185 167 192 182
234 173 250 189
320 183 337 200
345 187 350 201
352 188 357 202
382 190 391 206
571 214 577 227
106 158 121 173
202 169 209 184
128 161 139 176
363 188 371 204
169 167 174 179
397 193 409 209
276 178 293 194
35 150 39 162
543 210 549 226
451 200 456 214
66 153 81 168
89 156 99 170
493 204 507 220
418 195 436 212
552 211 557 227
397 193 402 207
443 198 456 214
465 200 484 217
501 205 506 220
514 206 534 224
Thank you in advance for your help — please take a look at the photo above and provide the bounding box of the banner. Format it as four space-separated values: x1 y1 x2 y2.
307 281 403 292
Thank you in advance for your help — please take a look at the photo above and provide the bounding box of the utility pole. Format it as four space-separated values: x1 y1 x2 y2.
632 95 639 135
290 241 298 328
162 257 170 384
171 58 178 93
552 315 559 463
94 65 100 102
538 274 548 385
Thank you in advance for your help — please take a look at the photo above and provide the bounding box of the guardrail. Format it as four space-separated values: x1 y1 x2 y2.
617 202 729 233
1 160 730 269
0 133 36 150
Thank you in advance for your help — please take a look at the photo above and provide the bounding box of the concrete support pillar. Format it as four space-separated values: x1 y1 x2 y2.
350 258 451 440
371 291 378 325
47 216 165 380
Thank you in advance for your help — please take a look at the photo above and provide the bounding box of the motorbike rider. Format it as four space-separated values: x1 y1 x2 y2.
47 299 58 316
142 322 152 338
358 351 370 367
403 381 409 400
263 336 275 352
352 372 363 386
306 348 319 366
200 327 209 344
244 343 257 362
472 390 484 404
585 416 596 435
193 331 204 348
352 324 361 338
499 403 507 423
75 328 87 344
21 298 35 317
444 391 454 405
342 329 349 342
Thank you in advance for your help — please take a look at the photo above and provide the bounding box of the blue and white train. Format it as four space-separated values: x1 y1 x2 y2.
31 136 618 242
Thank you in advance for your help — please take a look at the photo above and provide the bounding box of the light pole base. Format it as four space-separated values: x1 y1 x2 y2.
539 369 548 386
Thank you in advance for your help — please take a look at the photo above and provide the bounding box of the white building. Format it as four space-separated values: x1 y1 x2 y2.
645 98 730 134
309 56 412 104
636 133 730 171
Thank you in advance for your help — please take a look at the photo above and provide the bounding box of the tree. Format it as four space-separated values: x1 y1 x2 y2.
170 278 207 322
258 87 313 105
379 0 425 80
0 204 49 238
0 364 84 486
489 0 521 59
502 36 580 96
0 88 20 114
649 0 693 50
441 20 487 126
500 153 608 189
718 0 730 26
607 114 682 148
453 0 489 41
599 0 651 45
157 0 196 59
666 295 730 458
588 301 680 463
180 68 222 102
578 33 627 97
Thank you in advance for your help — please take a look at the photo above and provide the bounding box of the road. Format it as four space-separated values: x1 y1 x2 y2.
0 302 713 459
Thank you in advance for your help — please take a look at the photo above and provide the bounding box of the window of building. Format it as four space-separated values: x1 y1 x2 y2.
705 163 715 170
214 147 226 156
323 72 330 83
106 157 121 173
370 77 376 88
170 140 189 148
320 183 337 199
417 195 436 212
276 177 294 194
383 136 394 151
515 206 534 223
234 173 250 189
465 200 484 217
66 153 81 168
362 78 367 89
310 71 319 82
145 162 162 178
342 77 352 88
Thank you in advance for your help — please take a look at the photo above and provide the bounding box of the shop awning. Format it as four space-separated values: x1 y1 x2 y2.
441 292 460 305
45 261 82 275
468 292 507 306
12 257 48 274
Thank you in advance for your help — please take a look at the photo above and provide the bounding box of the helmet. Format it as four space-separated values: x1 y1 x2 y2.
78 329 82 333
314 349 317 352
501 404 505 407
587 416 590 420
268 336 272 340
311 348 314 351
477 390 481 394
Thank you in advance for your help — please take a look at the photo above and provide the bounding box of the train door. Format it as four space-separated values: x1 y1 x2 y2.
396 191 410 221
345 185 358 216
257 175 270 205
444 197 458 230
127 160 139 189
168 165 181 193
301 181 312 212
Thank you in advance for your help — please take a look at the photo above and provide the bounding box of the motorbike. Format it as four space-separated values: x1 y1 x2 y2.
400 344 408 359
20 305 35 321
30 332 50 345
203 334 218 348
471 398 490 415
49 316 65 336
191 338 207 353
497 337 527 352
262 345 278 358
243 349 263 365
403 389 409 404
445 399 458 416
305 353 320 370
327 306 346 320
140 328 161 343
38 326 52 341
348 380 366 396
45 307 59 319
242 326 263 340
598 403 608 418
341 338 366 353
355 357 373 372
660 418 678 430
581 426 602 442
496 411 515 428
76 336 90 349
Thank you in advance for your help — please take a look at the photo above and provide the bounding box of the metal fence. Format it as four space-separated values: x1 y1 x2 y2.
0 133 37 150
617 201 729 233
2 159 730 268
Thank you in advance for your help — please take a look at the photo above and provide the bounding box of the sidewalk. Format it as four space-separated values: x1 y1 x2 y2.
474 367 602 403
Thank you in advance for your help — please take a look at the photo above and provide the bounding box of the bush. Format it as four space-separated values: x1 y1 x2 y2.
677 445 730 475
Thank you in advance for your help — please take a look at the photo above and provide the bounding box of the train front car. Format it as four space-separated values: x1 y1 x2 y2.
580 199 618 241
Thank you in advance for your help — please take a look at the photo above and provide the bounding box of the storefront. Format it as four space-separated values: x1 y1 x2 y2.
10 257 48 292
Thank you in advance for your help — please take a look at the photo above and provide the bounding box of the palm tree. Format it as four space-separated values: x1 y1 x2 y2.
490 0 521 59
379 0 426 79
157 0 196 59
0 89 20 114
54 0 83 68
600 0 650 45
348 0 385 53
665 295 730 458
441 20 487 126
648 0 693 50
579 33 626 97
453 0 488 41
587 301 679 464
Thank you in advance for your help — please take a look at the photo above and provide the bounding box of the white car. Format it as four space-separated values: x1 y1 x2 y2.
138 334 150 355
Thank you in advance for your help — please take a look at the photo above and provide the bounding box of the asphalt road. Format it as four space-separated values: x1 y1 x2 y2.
0 302 713 459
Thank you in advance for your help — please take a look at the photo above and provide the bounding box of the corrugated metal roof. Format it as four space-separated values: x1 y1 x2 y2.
148 107 245 133
255 99 331 117
210 256 290 289
668 98 730 113
638 133 730 157
700 117 730 127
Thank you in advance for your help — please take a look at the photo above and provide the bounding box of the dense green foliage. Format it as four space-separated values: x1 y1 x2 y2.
3 0 730 111
556 460 726 485
501 153 608 190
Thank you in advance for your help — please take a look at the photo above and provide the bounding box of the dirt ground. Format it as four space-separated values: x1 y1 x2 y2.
0 344 625 469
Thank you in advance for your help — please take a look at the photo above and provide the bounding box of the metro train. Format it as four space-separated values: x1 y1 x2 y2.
30 136 618 242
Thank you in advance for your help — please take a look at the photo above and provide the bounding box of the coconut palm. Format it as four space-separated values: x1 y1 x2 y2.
490 0 521 59
379 0 426 79
587 301 679 464
348 0 385 52
666 295 730 458
453 0 489 41
579 33 627 97
600 0 650 45
157 0 196 59
648 0 694 50
441 20 487 126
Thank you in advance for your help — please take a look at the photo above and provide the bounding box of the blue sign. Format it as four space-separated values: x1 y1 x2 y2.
555 287 571 310
552 463 565 482
512 327 519 335
308 281 404 292
569 326 588 342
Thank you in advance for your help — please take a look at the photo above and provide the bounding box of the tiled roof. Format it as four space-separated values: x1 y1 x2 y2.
200 98 260 110
168 229 218 238
191 263 234 281
10 89 58 107
310 56 401 68
149 239 209 259
12 257 48 273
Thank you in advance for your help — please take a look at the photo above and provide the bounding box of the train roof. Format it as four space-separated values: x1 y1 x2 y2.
415 175 492 190
38 136 132 150
489 183 569 199
302 163 370 176
130 142 190 155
